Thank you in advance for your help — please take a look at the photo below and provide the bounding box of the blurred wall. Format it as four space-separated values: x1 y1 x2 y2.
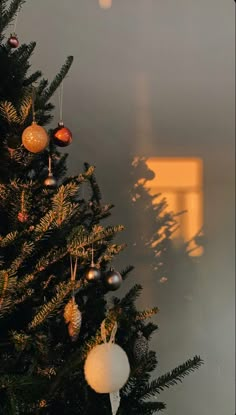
17 1 235 413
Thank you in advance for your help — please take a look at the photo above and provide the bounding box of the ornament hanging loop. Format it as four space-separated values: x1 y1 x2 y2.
32 86 36 123
58 82 64 124
101 320 117 344
70 255 78 298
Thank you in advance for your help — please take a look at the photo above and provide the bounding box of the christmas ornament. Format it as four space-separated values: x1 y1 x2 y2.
44 155 57 187
84 320 130 394
85 245 101 282
22 122 49 153
133 331 149 361
8 33 19 48
67 298 82 342
110 391 120 415
7 134 21 150
105 269 122 291
17 211 28 223
52 122 72 147
63 298 74 324
17 191 28 223
63 256 82 341
52 83 72 147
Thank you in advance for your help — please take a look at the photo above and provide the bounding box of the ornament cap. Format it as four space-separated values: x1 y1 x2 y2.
58 121 64 127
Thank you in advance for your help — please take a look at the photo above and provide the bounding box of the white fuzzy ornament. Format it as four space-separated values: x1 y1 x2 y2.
84 321 130 395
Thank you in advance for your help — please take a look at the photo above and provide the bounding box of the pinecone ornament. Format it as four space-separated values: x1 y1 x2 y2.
133 331 149 361
64 298 82 342
63 298 74 324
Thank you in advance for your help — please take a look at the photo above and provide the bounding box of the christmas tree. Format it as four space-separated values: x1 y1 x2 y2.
0 1 202 414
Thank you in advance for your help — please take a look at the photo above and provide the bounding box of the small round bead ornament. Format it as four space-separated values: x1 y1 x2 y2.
22 121 49 153
84 320 130 414
44 155 57 187
105 269 122 291
85 245 101 282
8 33 19 48
52 121 72 147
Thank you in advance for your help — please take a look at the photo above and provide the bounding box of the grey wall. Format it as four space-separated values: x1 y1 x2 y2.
16 1 235 414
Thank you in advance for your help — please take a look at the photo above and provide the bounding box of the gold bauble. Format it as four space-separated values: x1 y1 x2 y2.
22 122 49 153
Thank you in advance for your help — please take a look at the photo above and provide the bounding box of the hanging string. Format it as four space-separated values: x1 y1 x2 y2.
20 190 25 213
101 320 117 344
48 155 52 174
13 9 20 33
91 244 94 267
32 86 36 122
58 82 64 123
70 255 78 299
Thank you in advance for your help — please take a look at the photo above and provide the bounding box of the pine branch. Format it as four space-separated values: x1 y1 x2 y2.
40 56 73 105
121 265 135 280
28 280 83 330
23 70 42 87
140 356 203 399
136 307 159 321
0 0 25 33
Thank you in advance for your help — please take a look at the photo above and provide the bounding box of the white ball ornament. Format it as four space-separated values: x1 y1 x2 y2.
84 321 130 394
22 122 49 153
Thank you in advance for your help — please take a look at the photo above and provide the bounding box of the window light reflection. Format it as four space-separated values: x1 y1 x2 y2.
145 157 203 256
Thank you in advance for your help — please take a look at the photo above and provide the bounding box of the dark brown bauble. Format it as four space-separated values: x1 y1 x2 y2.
44 173 57 187
85 266 101 283
8 34 19 48
7 134 21 150
52 122 72 147
105 269 122 291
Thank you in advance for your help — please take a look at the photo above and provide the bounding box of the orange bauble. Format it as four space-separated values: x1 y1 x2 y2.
22 122 49 153
52 122 72 147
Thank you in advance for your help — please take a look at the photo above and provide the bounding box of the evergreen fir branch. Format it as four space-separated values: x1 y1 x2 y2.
0 0 25 32
119 284 143 308
0 101 20 124
17 274 34 290
34 211 56 238
10 241 35 273
121 265 135 280
142 322 159 340
0 270 17 316
136 307 159 321
23 70 42 87
68 224 124 256
0 231 18 247
11 330 31 352
40 56 74 105
140 356 203 398
14 42 36 66
36 78 48 96
84 162 102 204
99 243 126 263
28 280 82 329
34 246 68 273
19 95 32 123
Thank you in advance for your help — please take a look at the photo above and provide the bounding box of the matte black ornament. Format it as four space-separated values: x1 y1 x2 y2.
133 331 149 361
85 266 101 282
105 269 122 291
44 172 57 187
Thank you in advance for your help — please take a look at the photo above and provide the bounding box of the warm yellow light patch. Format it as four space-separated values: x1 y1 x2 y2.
99 0 112 9
145 158 203 256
